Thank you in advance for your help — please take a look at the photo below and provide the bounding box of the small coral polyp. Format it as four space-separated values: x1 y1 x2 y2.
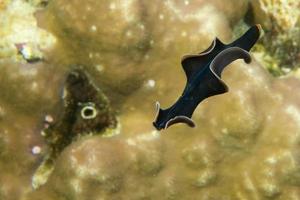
80 103 98 119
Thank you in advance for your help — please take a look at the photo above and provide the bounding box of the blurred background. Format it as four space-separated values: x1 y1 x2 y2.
1 0 300 199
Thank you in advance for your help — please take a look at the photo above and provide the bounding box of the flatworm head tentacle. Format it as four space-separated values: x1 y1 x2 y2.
153 101 162 125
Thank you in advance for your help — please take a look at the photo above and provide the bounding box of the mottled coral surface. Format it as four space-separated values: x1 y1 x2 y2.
250 0 300 75
1 0 300 200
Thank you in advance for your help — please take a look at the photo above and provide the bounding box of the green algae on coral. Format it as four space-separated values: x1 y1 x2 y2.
32 67 118 189
247 0 300 76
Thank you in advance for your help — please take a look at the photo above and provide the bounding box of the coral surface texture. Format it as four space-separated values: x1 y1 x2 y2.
0 0 300 200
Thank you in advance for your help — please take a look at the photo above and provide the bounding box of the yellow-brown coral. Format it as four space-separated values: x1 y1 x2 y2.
1 0 300 200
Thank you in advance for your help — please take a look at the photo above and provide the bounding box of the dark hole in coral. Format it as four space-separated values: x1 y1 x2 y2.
84 108 93 116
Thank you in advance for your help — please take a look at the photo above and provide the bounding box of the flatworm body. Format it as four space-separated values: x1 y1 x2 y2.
153 25 261 130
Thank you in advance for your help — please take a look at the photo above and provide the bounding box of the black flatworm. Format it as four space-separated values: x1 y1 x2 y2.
153 25 261 130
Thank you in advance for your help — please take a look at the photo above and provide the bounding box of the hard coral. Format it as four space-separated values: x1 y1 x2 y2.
250 0 300 74
2 0 300 199
0 0 55 61
36 0 249 105
28 60 300 199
